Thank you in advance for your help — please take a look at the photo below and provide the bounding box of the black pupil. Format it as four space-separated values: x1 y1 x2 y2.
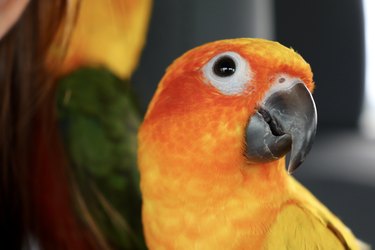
213 56 236 77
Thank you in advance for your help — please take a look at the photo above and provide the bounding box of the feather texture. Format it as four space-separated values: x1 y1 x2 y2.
57 68 146 249
138 38 367 249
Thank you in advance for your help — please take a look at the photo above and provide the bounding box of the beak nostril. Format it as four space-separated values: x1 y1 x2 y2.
278 78 286 83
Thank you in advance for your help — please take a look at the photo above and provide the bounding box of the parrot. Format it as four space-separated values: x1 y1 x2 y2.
32 0 152 249
138 38 370 249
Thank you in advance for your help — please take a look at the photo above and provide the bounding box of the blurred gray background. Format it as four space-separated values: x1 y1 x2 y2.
133 0 375 244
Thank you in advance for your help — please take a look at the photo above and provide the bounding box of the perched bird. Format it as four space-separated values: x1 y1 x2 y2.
34 0 152 249
138 38 368 249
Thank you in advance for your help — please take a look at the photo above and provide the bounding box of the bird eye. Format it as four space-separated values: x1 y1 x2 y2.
203 51 252 95
213 56 236 77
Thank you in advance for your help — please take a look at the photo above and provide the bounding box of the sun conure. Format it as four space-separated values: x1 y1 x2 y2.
34 0 152 249
138 38 370 249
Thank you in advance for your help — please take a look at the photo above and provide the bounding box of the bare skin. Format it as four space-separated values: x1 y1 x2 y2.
0 0 30 39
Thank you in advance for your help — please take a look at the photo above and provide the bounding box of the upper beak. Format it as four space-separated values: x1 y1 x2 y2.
245 82 317 173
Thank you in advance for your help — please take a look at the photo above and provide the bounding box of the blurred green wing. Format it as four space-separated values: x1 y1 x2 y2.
57 68 146 250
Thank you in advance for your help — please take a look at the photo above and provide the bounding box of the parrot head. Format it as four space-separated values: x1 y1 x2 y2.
139 38 316 185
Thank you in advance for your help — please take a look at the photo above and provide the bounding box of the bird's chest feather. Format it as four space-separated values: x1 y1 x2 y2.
142 180 290 250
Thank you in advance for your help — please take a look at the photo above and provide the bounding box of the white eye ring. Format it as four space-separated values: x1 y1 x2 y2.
202 51 252 95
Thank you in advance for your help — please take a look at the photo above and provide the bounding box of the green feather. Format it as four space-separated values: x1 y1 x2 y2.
57 67 146 250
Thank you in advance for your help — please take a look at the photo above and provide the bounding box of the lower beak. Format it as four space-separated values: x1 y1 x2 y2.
245 82 317 173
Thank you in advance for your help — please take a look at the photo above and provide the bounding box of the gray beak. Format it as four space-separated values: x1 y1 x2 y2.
245 82 317 173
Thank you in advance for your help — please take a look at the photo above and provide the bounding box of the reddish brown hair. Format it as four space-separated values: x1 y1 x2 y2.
0 1 67 248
